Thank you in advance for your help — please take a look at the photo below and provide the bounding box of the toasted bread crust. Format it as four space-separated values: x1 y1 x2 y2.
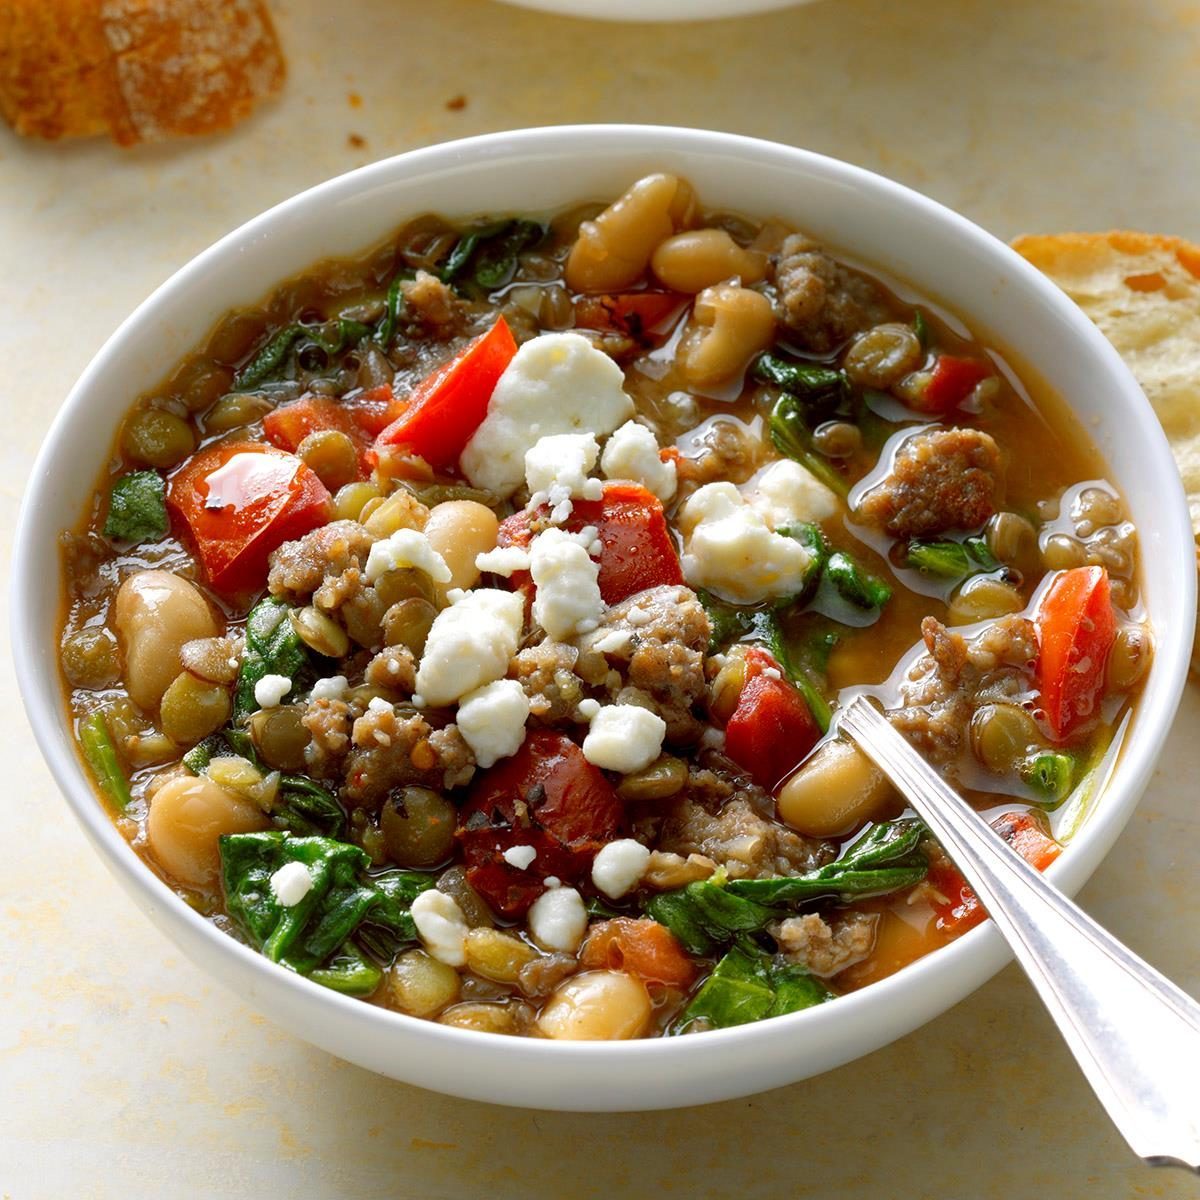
0 0 285 144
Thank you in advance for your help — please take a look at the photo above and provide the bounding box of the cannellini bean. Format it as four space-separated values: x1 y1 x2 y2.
776 738 894 837
678 284 776 389
565 174 695 293
535 970 652 1041
388 949 461 1017
650 229 767 294
114 570 221 711
423 500 499 595
146 774 269 888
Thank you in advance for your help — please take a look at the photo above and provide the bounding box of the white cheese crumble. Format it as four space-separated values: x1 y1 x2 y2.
414 588 524 707
269 860 313 908
528 528 603 640
460 333 635 497
592 629 634 655
600 420 677 502
309 675 348 701
746 459 839 527
367 696 395 715
365 527 452 585
502 844 538 871
678 481 817 605
254 673 292 708
582 704 666 774
410 889 469 967
591 838 651 900
525 433 603 523
528 883 588 953
576 698 601 720
455 679 531 768
475 545 532 577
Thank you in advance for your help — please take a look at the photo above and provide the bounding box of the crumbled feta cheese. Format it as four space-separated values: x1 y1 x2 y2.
410 890 469 966
678 481 818 604
625 605 652 627
701 727 726 751
592 629 634 655
600 420 677 501
475 545 532 577
446 588 466 605
582 704 666 773
310 675 349 701
576 698 601 720
414 589 524 706
269 860 313 907
502 844 538 871
528 883 588 953
529 527 603 640
461 333 635 496
455 679 530 768
591 838 651 900
746 459 839 527
525 433 602 523
367 696 395 715
365 528 452 585
254 673 292 708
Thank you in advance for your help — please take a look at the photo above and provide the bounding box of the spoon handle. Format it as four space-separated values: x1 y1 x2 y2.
840 697 1200 1172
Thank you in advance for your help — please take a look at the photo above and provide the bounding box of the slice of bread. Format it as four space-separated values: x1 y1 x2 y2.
0 0 285 145
1012 232 1200 535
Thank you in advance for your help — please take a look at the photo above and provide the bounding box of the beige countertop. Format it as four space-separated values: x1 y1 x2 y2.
2 0 1199 1195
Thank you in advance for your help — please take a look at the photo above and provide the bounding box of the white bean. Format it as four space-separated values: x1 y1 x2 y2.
776 738 894 837
423 500 499 596
535 970 652 1040
678 284 776 389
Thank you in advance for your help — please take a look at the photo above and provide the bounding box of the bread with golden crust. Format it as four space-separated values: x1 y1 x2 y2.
0 0 285 145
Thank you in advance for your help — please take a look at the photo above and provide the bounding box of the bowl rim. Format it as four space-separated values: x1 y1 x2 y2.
12 123 1195 1095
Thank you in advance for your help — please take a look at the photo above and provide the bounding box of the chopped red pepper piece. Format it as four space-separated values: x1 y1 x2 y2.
1035 565 1116 739
372 316 517 469
580 918 697 988
496 482 683 606
929 810 1061 935
574 292 685 344
912 354 992 415
723 647 821 792
167 443 332 596
457 730 623 917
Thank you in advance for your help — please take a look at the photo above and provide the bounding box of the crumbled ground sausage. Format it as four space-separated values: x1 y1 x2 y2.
364 644 418 695
856 427 1003 539
302 697 353 779
267 520 375 606
400 270 470 339
579 585 711 743
889 614 1038 764
771 235 887 354
655 762 833 879
773 911 878 976
517 952 579 998
511 641 586 722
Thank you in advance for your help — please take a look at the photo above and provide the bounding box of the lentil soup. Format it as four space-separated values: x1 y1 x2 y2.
59 173 1151 1039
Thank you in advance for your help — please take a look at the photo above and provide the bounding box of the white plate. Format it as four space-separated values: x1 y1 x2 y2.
493 0 811 20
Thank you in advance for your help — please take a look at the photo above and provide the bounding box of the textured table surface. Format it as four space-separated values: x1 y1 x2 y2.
2 0 1199 1195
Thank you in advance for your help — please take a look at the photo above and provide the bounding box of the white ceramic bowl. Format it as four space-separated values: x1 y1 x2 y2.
493 0 810 20
12 126 1194 1112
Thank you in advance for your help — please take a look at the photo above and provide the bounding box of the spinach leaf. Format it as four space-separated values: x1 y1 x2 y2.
104 471 168 543
308 941 383 997
913 309 932 351
777 522 828 607
219 832 435 984
233 598 309 721
181 732 225 775
727 818 928 904
679 945 833 1030
825 549 892 611
752 354 849 406
767 394 849 497
235 319 373 390
375 270 413 348
904 536 998 580
440 219 543 291
645 876 778 957
274 775 346 839
78 711 132 812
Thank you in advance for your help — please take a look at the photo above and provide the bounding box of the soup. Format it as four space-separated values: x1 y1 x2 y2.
58 173 1151 1039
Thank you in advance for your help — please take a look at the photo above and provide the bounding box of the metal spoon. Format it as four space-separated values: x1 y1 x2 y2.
839 696 1200 1173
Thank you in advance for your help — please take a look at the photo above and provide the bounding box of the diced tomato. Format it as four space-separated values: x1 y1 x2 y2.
913 355 993 415
580 918 697 988
496 482 683 606
457 731 623 917
263 395 356 453
1035 565 1116 739
573 292 685 343
372 316 517 469
723 647 820 792
344 384 406 437
167 443 332 596
929 810 1062 935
